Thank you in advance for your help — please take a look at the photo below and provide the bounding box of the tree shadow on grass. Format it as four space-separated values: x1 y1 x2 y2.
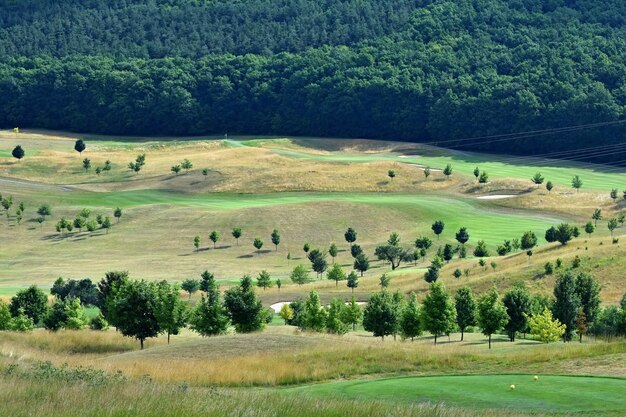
237 254 254 259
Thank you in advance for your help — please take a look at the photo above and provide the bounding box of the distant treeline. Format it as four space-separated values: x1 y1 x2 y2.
1 0 626 162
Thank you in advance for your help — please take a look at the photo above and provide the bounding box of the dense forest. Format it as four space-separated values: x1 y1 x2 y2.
1 0 626 162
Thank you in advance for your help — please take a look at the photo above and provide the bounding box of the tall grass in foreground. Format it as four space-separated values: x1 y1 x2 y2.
98 338 626 386
0 366 526 417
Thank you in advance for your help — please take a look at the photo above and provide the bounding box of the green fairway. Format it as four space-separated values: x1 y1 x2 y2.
294 374 626 414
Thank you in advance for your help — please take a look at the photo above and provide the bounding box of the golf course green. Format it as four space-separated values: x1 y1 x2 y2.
294 374 626 414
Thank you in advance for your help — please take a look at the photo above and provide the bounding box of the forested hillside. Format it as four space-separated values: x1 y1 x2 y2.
1 0 626 162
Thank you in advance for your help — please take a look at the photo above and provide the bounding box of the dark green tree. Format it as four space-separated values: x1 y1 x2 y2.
353 253 370 276
553 272 581 342
223 275 265 333
502 284 531 342
12 145 25 161
455 287 476 341
363 290 398 341
477 287 509 349
431 220 445 239
344 227 357 246
271 229 281 251
422 281 456 344
346 271 359 293
232 227 242 245
74 139 86 155
10 285 48 325
400 292 422 341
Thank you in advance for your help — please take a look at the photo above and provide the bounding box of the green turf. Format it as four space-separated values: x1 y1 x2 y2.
294 374 626 414
19 190 563 246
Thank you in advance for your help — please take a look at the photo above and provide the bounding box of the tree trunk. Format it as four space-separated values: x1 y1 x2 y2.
461 329 464 341
140 338 144 350
579 333 583 343
168 332 171 344
488 334 492 349
434 334 437 344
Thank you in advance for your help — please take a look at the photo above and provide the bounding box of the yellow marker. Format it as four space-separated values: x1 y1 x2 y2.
510 384 515 390
534 376 539 381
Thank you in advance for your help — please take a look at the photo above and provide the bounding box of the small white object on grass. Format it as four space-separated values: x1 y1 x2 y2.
534 376 539 381
510 384 516 390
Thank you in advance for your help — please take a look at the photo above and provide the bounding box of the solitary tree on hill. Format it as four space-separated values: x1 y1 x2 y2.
12 145 25 161
114 207 123 223
571 175 583 192
232 227 242 245
193 235 200 252
387 170 396 180
253 238 264 254
608 218 618 238
592 208 602 226
546 181 554 193
181 159 193 173
531 172 544 187
423 167 431 180
74 139 86 155
443 164 453 180
271 229 281 251
610 189 618 202
473 167 480 181
82 158 91 172
209 231 220 249
431 220 445 239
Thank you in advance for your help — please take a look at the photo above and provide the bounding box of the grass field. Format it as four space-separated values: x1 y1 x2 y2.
295 374 626 414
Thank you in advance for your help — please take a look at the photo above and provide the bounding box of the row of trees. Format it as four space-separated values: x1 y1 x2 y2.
2 265 624 349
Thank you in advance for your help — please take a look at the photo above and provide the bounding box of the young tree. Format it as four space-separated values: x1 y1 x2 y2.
12 145 25 161
546 181 554 193
326 263 346 287
610 188 619 202
327 298 350 334
10 285 48 325
520 231 537 253
455 287 476 341
154 281 187 344
455 227 470 246
74 139 86 155
82 158 91 172
584 221 595 238
608 218 618 238
342 296 363 331
346 271 359 293
477 287 509 349
44 297 88 331
181 279 200 299
387 169 396 180
442 243 455 263
231 227 242 245
529 308 566 343
379 273 391 289
592 208 602 226
473 166 480 181
290 264 310 286
303 243 311 254
193 235 201 252
101 216 112 233
328 243 338 263
553 272 581 342
114 207 123 222
502 284 531 342
109 280 160 349
223 275 265 333
400 292 422 341
308 248 328 278
302 290 327 332
431 220 445 239
209 230 220 249
422 282 456 344
363 290 398 341
181 159 193 173
271 229 281 251
202 168 209 179
189 273 229 337
415 236 433 250
453 268 462 279
253 238 264 254
344 227 357 246
423 167 431 180
531 172 544 187
478 171 489 183
279 303 293 324
571 175 583 192
353 253 370 277
103 160 112 172
473 240 489 257
256 270 272 290
443 164 453 180
171 164 181 175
